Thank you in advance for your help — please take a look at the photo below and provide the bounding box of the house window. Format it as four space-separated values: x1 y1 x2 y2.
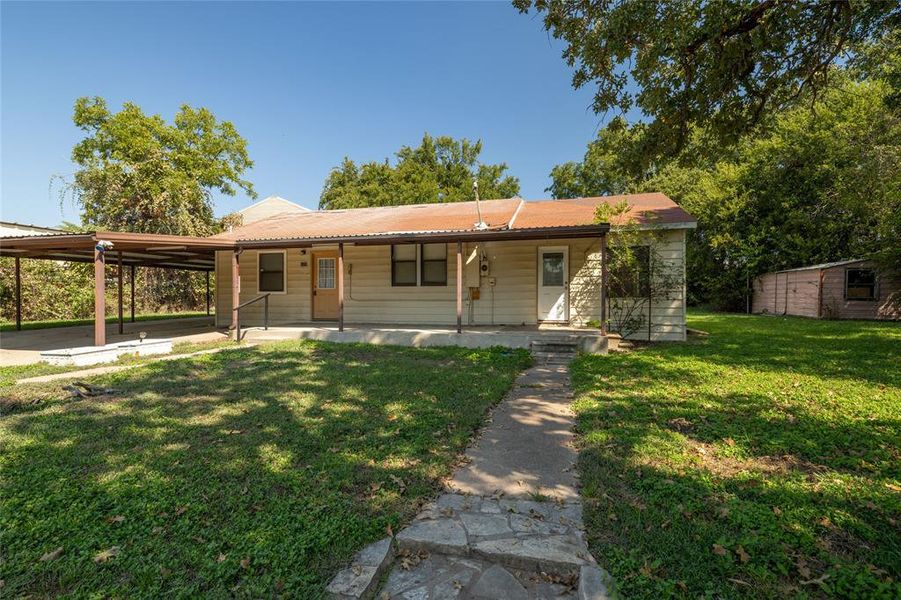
609 245 650 298
258 251 286 293
420 243 447 286
392 245 417 286
845 268 876 300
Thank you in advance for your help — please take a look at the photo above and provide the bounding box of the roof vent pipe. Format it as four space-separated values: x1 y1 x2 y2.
472 179 488 230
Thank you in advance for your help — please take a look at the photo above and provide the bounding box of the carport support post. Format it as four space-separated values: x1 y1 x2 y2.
600 234 608 336
94 246 106 347
14 257 21 331
117 252 124 335
231 248 241 337
337 243 344 332
456 241 463 334
130 265 136 323
205 271 211 316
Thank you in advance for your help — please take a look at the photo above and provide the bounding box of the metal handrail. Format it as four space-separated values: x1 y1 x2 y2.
232 293 270 341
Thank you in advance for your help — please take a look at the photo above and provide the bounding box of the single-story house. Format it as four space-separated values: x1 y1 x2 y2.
752 259 900 320
210 193 696 341
0 193 697 346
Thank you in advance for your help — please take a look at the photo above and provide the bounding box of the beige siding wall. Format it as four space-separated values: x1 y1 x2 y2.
752 271 819 316
216 229 689 341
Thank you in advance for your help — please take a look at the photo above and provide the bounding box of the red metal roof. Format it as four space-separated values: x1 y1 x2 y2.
513 193 696 229
214 193 694 243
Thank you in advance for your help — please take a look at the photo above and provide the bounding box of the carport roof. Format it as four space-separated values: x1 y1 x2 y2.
0 231 230 271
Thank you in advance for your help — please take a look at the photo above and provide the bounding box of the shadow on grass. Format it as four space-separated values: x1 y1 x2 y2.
1 340 530 598
571 313 900 599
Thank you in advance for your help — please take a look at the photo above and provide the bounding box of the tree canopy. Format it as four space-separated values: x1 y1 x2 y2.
553 75 901 310
515 0 898 159
319 134 520 209
66 97 255 236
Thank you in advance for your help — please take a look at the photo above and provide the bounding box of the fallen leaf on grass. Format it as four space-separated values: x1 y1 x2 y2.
240 558 250 569
735 545 750 563
728 578 751 587
389 475 406 492
217 553 227 563
160 567 171 576
385 524 394 537
175 506 188 516
772 506 782 516
712 544 728 557
724 437 736 446
107 515 125 524
93 546 121 563
40 547 63 562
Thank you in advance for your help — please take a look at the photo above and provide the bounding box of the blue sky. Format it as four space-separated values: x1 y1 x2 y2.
1 1 614 226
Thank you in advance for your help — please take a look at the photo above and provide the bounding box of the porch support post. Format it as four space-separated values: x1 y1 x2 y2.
130 265 136 322
14 257 21 331
337 243 345 332
205 271 211 316
94 246 106 347
456 241 463 334
231 248 241 336
117 252 124 335
600 234 608 336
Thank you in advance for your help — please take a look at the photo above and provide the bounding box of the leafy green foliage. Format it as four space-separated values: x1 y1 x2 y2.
0 258 213 323
319 133 519 209
551 77 901 310
571 311 900 598
514 0 898 158
65 97 255 236
0 341 530 597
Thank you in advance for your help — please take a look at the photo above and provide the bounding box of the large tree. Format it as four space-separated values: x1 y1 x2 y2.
66 97 255 236
550 75 901 310
319 134 519 209
515 0 898 159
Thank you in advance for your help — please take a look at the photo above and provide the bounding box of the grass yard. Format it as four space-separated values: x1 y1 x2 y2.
0 339 236 388
0 340 531 598
571 312 900 599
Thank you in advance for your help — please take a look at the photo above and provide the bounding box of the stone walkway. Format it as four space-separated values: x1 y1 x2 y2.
327 358 617 599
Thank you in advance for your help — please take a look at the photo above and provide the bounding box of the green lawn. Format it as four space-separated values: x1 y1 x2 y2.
0 341 531 598
0 311 209 332
571 312 900 599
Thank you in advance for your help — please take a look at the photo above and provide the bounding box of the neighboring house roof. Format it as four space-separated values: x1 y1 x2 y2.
775 259 869 273
0 221 66 237
237 196 310 224
213 193 695 243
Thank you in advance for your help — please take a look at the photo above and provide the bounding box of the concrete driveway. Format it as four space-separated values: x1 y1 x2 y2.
0 316 227 366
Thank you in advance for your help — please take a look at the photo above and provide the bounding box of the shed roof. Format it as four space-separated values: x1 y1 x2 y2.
776 259 868 273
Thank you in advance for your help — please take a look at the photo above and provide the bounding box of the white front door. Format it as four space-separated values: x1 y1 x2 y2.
538 246 569 322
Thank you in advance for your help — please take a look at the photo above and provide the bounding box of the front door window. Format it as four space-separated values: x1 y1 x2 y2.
317 258 336 289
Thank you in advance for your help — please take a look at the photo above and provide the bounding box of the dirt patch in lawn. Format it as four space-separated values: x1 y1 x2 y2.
685 439 829 480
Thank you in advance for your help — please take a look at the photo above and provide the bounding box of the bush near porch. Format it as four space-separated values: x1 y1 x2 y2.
571 312 900 599
0 340 531 598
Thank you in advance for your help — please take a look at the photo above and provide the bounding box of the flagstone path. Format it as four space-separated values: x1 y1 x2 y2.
327 359 617 599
